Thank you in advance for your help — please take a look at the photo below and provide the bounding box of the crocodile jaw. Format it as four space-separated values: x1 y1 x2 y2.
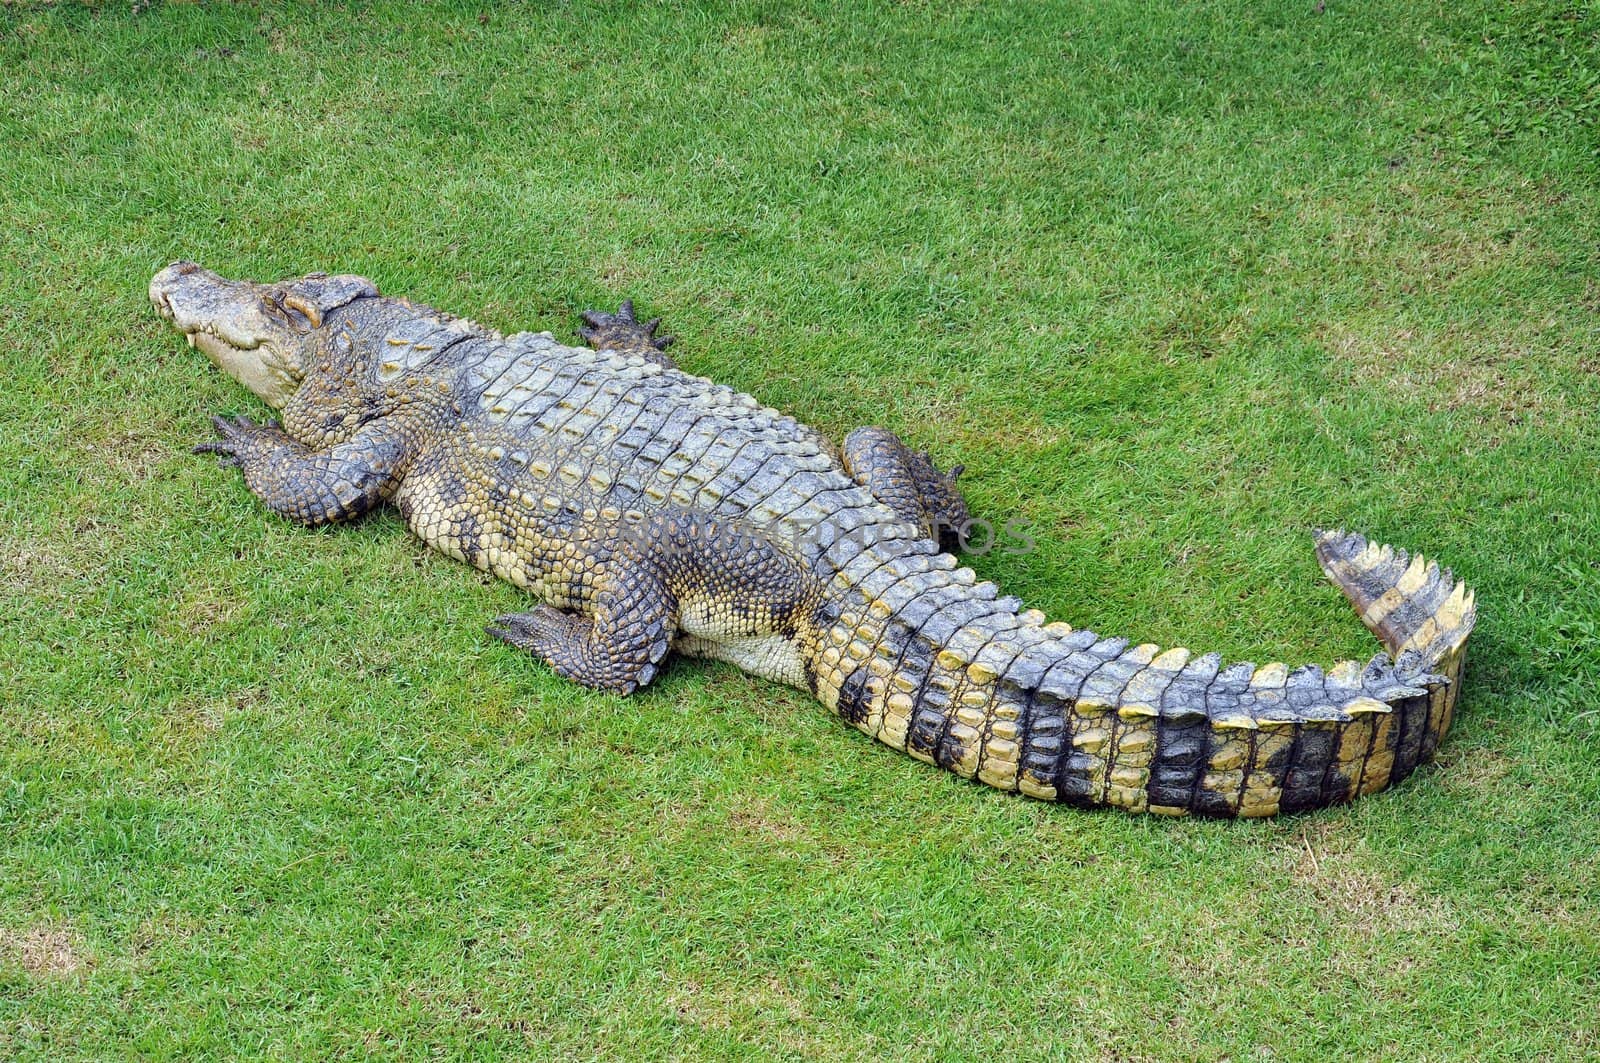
189 325 305 408
151 261 380 408
150 261 309 407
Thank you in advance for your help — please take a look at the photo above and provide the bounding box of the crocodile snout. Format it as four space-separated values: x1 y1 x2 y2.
149 261 231 336
151 261 382 407
150 261 305 406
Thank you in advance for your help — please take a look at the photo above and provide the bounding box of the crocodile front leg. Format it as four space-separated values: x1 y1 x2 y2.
576 299 676 368
193 414 411 526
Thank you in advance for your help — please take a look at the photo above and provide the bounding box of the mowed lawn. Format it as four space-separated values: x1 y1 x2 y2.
2 1 1597 1058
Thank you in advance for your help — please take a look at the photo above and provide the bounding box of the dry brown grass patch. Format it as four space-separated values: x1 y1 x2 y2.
1433 744 1516 794
0 538 71 599
1286 823 1455 936
79 428 171 487
725 793 806 844
661 971 825 1054
2 924 89 977
1320 323 1570 426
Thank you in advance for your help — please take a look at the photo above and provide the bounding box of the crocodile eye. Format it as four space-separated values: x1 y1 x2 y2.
259 288 303 326
280 292 324 328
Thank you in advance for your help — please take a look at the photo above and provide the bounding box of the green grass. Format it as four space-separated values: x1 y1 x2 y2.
2 1 1597 1058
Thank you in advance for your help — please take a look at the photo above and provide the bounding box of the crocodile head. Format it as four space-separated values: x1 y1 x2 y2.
150 261 379 407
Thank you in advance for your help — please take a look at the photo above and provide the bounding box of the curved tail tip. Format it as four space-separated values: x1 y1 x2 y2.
1313 528 1476 666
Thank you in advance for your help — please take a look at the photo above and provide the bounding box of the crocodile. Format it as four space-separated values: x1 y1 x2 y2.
150 261 1477 817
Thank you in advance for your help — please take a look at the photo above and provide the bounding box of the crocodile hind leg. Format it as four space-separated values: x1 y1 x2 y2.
489 571 676 696
487 517 681 695
489 508 820 694
841 426 970 552
577 299 677 368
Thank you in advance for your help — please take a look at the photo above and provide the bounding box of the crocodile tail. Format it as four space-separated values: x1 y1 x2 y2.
812 529 1475 817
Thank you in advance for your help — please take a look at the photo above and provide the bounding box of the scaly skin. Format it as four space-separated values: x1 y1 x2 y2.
152 261 1477 817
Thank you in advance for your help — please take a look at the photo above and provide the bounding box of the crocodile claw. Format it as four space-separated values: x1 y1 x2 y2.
487 604 577 656
192 413 276 467
577 300 676 362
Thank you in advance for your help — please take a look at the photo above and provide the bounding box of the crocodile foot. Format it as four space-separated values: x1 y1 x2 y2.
488 602 668 695
842 426 970 552
578 300 676 368
487 604 578 659
192 413 280 467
